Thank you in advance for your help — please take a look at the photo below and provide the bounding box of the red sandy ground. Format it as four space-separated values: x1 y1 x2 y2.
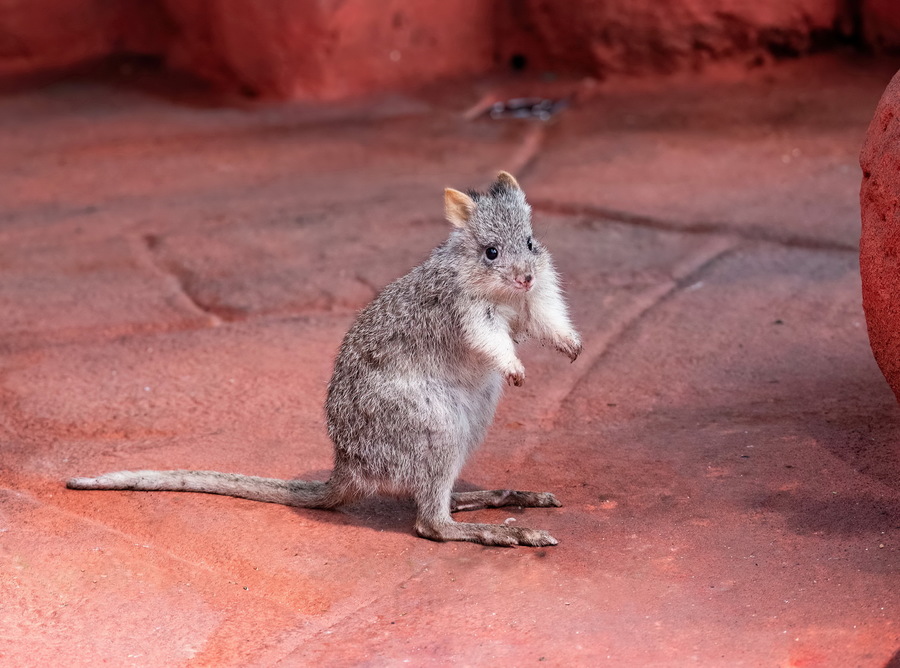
1 54 899 666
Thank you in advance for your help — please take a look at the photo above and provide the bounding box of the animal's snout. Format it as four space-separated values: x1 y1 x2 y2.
514 273 534 291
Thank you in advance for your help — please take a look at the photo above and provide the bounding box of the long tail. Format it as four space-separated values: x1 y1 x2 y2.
66 470 343 508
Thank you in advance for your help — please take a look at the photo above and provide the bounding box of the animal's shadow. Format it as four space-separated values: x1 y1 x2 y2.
285 470 542 538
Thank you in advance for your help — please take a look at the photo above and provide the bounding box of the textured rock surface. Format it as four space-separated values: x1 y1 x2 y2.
0 0 496 98
0 0 168 78
1 55 899 665
157 0 496 99
0 0 894 99
860 68 900 403
863 0 900 51
502 0 850 76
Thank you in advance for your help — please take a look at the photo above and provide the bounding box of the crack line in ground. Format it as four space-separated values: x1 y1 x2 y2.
136 233 225 326
253 557 435 666
499 123 546 181
540 236 741 424
530 199 858 253
6 486 307 617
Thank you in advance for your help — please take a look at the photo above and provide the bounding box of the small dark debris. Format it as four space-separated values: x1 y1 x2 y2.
239 83 261 99
773 319 784 325
489 97 569 121
748 54 767 68
509 53 528 71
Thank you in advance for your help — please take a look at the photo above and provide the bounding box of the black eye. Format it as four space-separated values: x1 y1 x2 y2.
526 237 534 252
485 247 499 260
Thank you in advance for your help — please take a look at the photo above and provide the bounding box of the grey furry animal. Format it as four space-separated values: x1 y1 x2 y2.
68 172 581 547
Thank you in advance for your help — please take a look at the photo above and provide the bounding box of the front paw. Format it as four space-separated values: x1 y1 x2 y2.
504 360 526 386
556 333 582 362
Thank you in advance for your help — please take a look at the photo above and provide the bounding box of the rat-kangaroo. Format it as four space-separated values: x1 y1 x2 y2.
68 171 581 547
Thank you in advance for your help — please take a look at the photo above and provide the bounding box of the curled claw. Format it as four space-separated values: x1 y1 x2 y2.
557 336 582 362
505 360 526 386
506 370 525 386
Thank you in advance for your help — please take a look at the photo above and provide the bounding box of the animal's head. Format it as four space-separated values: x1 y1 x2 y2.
444 171 547 299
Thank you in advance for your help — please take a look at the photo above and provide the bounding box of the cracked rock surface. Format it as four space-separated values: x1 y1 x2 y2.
2 55 899 666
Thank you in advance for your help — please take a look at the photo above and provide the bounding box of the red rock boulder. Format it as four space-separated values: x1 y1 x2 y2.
860 67 900 403
157 0 496 100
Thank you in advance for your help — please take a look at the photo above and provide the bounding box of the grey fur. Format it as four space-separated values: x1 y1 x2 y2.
67 173 581 547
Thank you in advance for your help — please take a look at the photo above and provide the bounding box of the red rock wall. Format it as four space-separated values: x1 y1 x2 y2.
0 0 169 78
0 0 898 99
862 0 900 52
498 0 851 76
860 69 900 404
157 0 496 99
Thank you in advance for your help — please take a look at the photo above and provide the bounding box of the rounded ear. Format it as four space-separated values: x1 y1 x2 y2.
496 171 521 190
444 188 476 228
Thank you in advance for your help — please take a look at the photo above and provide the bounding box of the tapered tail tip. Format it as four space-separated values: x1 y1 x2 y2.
67 476 100 489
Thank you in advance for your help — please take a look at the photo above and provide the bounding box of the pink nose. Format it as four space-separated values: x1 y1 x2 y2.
515 274 533 290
